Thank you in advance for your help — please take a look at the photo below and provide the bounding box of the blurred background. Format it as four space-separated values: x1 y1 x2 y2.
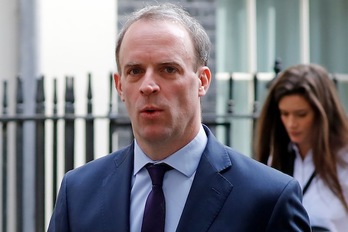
1 0 347 231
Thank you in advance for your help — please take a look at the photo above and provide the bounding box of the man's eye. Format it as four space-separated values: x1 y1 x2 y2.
164 67 177 73
129 69 141 75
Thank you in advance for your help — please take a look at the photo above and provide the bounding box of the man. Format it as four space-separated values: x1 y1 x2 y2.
48 3 310 231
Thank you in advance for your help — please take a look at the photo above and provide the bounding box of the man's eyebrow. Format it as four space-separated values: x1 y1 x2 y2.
125 61 141 66
158 61 182 67
159 61 177 64
124 63 141 69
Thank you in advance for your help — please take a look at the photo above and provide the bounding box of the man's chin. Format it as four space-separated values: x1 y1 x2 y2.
139 127 170 141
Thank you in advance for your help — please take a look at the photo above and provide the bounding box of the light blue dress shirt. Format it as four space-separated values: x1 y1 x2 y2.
130 125 207 232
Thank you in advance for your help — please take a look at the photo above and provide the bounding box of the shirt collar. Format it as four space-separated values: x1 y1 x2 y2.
133 125 207 178
291 142 313 165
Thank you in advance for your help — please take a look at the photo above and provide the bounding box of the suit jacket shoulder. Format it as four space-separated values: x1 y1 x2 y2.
176 125 311 232
48 144 134 232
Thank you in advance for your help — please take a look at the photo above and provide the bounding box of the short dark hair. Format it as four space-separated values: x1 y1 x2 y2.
115 3 211 73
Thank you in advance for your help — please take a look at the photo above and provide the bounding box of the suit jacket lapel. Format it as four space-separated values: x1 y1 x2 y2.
176 128 233 232
101 144 134 232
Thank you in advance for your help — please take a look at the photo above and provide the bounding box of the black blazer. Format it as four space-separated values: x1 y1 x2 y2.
48 125 310 231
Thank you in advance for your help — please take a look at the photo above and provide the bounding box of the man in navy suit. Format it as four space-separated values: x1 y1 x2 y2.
48 3 310 232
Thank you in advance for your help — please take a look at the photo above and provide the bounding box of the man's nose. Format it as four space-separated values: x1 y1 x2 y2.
139 73 160 96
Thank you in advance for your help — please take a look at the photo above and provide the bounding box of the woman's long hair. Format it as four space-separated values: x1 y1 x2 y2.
254 63 348 211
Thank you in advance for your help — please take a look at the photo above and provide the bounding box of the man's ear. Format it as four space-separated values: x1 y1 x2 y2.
114 73 125 102
198 66 211 97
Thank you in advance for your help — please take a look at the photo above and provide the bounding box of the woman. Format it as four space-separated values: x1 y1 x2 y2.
254 63 348 231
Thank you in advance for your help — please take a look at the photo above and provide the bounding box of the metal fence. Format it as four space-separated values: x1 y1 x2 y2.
1 65 345 231
1 72 260 232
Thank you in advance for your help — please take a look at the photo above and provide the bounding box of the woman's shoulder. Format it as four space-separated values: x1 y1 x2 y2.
336 147 348 188
337 146 348 165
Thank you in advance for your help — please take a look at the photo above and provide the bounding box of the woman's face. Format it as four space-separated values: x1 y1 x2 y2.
278 94 315 157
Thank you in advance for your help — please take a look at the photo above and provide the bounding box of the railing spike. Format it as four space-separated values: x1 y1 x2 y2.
3 81 8 115
53 78 58 104
16 76 24 105
87 73 92 114
266 58 283 88
65 76 69 102
65 76 75 114
36 76 45 103
53 78 58 115
36 76 45 114
87 73 92 99
71 77 75 104
273 57 282 76
65 76 74 103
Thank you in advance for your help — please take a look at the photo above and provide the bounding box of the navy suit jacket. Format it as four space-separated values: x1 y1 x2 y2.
48 126 310 232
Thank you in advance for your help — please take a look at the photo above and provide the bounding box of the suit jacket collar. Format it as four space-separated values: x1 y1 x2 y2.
176 125 233 232
101 144 134 232
100 125 233 232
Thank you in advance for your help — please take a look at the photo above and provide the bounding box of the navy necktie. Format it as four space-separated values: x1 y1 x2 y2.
141 163 172 232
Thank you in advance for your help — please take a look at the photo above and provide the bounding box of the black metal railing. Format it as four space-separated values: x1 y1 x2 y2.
0 72 250 231
1 64 346 232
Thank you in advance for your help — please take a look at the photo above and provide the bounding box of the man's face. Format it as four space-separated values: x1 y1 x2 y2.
114 19 211 153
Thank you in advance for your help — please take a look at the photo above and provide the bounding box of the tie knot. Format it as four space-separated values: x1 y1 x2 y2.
146 163 172 187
